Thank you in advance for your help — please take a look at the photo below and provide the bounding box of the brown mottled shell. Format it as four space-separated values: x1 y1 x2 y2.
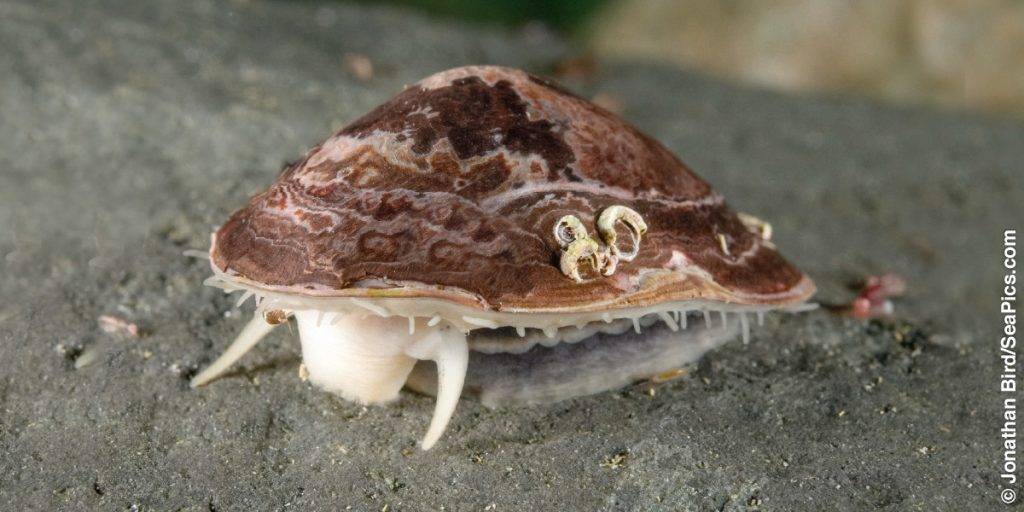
211 66 814 312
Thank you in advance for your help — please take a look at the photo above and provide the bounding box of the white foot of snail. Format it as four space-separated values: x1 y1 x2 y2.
192 310 469 450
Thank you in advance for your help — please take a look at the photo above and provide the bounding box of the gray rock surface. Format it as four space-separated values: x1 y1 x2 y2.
1 0 1020 510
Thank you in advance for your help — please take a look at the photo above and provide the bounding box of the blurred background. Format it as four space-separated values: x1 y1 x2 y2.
355 0 1024 119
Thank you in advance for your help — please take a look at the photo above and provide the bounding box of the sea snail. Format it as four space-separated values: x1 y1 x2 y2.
192 66 815 450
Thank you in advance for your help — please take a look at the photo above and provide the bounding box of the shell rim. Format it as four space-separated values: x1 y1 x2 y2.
208 239 815 311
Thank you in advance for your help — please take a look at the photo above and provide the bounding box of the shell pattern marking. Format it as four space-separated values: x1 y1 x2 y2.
212 66 804 308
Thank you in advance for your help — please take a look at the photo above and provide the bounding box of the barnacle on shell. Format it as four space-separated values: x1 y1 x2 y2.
737 212 773 242
597 205 647 262
554 215 590 248
555 205 648 282
559 237 604 283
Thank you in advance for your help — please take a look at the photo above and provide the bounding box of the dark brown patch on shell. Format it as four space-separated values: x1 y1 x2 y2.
343 76 575 174
212 66 813 309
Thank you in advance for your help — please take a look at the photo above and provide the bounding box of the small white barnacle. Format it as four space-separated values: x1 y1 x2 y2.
554 214 589 248
597 205 647 262
717 233 731 256
560 237 603 283
737 212 773 243
555 205 647 282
